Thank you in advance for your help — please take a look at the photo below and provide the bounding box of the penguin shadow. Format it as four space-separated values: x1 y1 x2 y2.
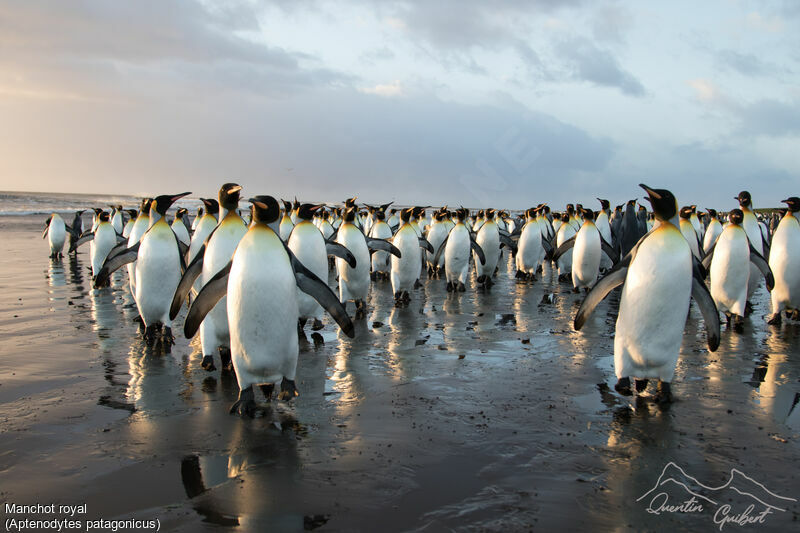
67 253 85 287
179 413 306 527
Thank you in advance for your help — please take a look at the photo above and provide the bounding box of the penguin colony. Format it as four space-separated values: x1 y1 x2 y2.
44 184 798 414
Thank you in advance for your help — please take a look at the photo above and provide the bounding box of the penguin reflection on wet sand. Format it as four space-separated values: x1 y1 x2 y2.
182 196 354 417
575 184 720 404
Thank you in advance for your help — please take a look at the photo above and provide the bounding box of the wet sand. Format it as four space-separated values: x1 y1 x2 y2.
1 214 798 532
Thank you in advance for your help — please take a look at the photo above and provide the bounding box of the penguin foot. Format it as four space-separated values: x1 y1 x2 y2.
732 315 744 334
477 274 487 284
745 301 754 316
133 315 144 324
163 326 174 346
514 270 524 279
277 378 299 401
370 271 377 281
446 281 454 292
219 347 234 372
767 312 782 326
458 282 466 292
312 318 324 331
634 379 649 393
259 383 275 402
558 273 570 283
614 377 633 396
652 381 673 404
229 387 256 418
144 325 158 345
536 265 543 274
298 317 308 332
414 279 422 289
201 355 216 372
311 332 324 347
571 286 580 294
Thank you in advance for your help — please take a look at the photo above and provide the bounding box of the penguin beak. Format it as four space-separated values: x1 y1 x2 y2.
171 192 191 203
248 198 268 210
639 184 661 201
228 185 242 195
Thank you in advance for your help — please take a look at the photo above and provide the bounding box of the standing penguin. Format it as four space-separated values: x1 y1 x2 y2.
596 199 613 272
679 206 703 260
124 198 153 301
191 206 203 232
390 208 432 302
42 213 67 259
425 209 450 277
515 207 546 280
435 208 486 292
336 206 400 317
767 198 800 325
288 203 355 331
553 209 617 292
66 210 119 284
66 210 85 254
110 205 124 234
736 191 766 310
618 199 641 258
705 209 774 333
95 193 191 346
702 208 723 253
187 198 220 264
279 200 294 241
555 205 578 282
171 208 191 246
122 209 138 238
182 196 354 417
369 208 393 281
172 184 246 370
574 184 720 403
474 209 502 288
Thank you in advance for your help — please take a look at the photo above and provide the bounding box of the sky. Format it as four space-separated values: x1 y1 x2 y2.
0 0 798 209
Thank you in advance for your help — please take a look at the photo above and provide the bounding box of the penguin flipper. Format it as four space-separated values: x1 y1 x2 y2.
106 241 130 262
184 261 231 339
600 236 619 264
69 233 94 253
42 223 49 239
418 237 434 254
325 242 357 268
470 239 486 265
542 238 554 260
172 231 188 273
170 246 205 320
574 266 627 330
432 234 449 267
499 233 517 253
551 235 576 263
701 242 716 273
367 237 401 258
284 245 355 338
94 243 140 288
691 277 720 352
749 244 775 291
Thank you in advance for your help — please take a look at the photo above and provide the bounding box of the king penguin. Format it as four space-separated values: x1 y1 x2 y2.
736 191 766 311
171 208 191 247
124 198 153 300
553 209 617 292
187 198 219 264
767 197 800 325
596 199 613 272
679 206 703 260
369 208 393 280
436 208 486 292
706 208 774 332
425 209 450 277
574 184 720 404
43 213 67 259
279 200 294 241
183 196 354 416
515 206 545 280
555 204 578 282
171 184 246 371
88 211 118 284
702 208 723 253
391 208 432 302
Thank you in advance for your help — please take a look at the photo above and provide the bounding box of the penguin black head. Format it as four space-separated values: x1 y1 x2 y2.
92 207 104 216
640 184 678 222
728 209 744 225
736 191 752 208
455 209 467 222
566 204 574 215
679 206 693 219
343 207 357 222
98 211 110 222
249 196 280 224
581 208 595 221
782 197 800 213
553 212 562 221
126 208 138 219
152 192 191 216
176 208 188 219
293 197 300 210
486 209 496 220
615 205 622 212
282 200 292 214
375 210 386 221
597 198 610 210
200 198 219 215
706 208 718 219
638 205 647 212
400 208 413 222
140 197 153 215
297 203 322 220
344 197 358 208
219 183 242 211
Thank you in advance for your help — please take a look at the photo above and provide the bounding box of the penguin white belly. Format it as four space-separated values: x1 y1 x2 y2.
134 228 180 327
91 225 117 277
200 218 247 355
48 216 66 254
703 220 722 252
709 227 749 316
679 221 701 259
188 216 217 263
516 222 543 275
229 230 298 390
475 224 499 278
171 220 190 246
279 218 294 241
426 223 448 269
556 223 576 275
122 221 133 239
391 226 421 293
572 225 600 289
743 212 763 299
370 223 392 274
615 227 692 382
444 225 470 284
769 217 800 313
288 224 327 320
112 213 123 234
596 215 612 270
337 226 370 302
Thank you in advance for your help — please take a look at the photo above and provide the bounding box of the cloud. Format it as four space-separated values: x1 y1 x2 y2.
555 37 645 96
745 11 785 33
738 98 800 137
715 50 775 77
687 79 720 103
359 80 404 97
